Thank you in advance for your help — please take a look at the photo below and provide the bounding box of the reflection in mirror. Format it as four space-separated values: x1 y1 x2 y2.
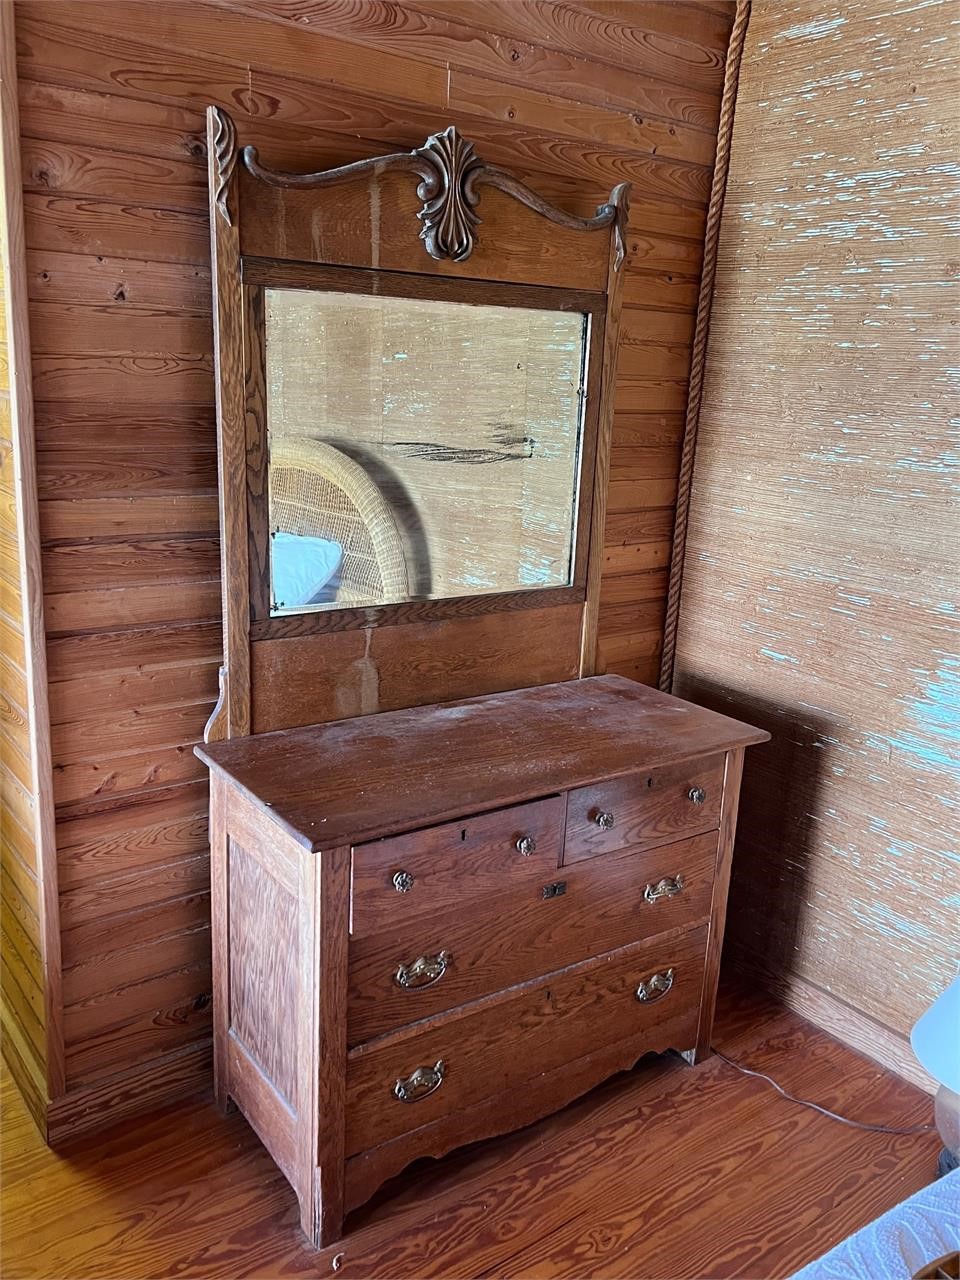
265 287 589 615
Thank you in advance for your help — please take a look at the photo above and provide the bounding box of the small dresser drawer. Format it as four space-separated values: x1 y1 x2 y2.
350 795 564 939
564 754 724 864
345 924 707 1155
347 830 718 1044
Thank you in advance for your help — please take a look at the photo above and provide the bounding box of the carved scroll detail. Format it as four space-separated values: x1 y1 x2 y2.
203 664 230 743
412 126 483 262
237 121 629 264
608 183 630 272
211 107 239 226
478 168 630 271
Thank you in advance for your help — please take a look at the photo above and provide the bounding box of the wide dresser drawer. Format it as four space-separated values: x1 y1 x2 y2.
347 830 718 1044
351 795 564 938
345 924 708 1156
565 754 724 864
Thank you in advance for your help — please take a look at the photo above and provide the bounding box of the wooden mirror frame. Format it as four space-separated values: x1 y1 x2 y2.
204 107 629 742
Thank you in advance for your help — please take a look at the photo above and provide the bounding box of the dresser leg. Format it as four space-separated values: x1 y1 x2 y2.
299 1184 320 1249
299 1177 343 1250
210 777 235 1117
213 1083 237 1114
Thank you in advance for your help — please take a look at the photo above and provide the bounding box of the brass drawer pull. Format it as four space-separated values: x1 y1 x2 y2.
392 869 415 893
594 809 615 830
394 950 451 990
394 1059 445 1103
516 835 537 856
643 874 685 905
688 786 706 805
635 968 675 1003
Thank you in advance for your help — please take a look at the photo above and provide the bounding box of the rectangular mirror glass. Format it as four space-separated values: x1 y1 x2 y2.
264 287 589 614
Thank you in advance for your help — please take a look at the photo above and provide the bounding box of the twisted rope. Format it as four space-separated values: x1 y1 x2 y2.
658 0 752 692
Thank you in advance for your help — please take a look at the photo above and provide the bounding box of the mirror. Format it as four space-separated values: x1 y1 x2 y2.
264 287 589 614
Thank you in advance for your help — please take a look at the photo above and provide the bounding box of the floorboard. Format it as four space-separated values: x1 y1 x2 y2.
0 974 940 1279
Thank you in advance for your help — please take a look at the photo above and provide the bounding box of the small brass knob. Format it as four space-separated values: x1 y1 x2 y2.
516 835 537 856
392 869 415 893
595 810 615 830
688 787 706 806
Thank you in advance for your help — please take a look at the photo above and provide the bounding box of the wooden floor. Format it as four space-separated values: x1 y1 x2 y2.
2 977 939 1280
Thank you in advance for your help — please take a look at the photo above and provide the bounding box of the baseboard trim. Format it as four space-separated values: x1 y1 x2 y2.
47 1039 213 1146
726 954 937 1096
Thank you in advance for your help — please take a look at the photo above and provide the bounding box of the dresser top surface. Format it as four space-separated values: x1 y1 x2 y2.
196 675 768 851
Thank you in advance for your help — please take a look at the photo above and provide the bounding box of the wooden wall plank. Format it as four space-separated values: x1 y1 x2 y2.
673 0 959 1074
63 988 211 1083
46 622 222 681
26 251 211 311
572 2 734 48
29 303 213 357
56 782 209 893
407 1 729 92
33 404 217 452
52 703 215 772
2 830 40 918
40 498 219 541
52 746 211 811
44 581 222 635
21 138 206 213
60 892 211 971
62 957 211 1059
64 926 210 1006
447 70 719 166
58 854 209 931
42 537 221 594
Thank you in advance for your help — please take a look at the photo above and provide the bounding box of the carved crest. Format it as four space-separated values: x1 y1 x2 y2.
233 114 629 265
411 127 484 262
211 107 238 226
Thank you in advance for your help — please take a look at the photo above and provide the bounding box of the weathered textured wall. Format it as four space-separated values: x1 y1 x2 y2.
11 0 739 1121
674 0 959 1083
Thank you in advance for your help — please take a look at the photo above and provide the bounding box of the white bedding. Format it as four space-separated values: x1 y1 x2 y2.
271 531 343 607
791 1168 959 1279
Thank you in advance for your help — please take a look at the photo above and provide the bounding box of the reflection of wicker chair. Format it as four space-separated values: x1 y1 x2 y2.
270 436 408 606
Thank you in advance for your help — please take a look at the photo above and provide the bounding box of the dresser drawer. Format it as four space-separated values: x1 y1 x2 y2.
347 830 718 1044
350 795 564 939
564 754 724 864
345 924 706 1155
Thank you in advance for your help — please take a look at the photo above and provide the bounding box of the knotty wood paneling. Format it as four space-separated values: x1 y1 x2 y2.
11 0 737 1112
673 0 959 1081
1 0 59 1128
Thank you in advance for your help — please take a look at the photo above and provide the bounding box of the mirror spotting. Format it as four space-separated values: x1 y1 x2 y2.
265 287 589 614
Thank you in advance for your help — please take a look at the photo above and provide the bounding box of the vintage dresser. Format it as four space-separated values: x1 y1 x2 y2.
196 110 768 1246
196 676 767 1246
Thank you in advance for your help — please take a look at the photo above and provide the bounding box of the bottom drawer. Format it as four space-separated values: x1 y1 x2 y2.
345 924 707 1156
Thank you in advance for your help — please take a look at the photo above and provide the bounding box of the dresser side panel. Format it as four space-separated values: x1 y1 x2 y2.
692 746 745 1060
228 837 300 1106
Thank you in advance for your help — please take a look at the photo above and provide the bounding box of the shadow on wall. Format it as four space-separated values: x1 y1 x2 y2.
674 676 831 990
324 439 433 599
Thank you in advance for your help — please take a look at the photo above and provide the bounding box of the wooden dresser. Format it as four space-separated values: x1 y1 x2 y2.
196 675 767 1247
